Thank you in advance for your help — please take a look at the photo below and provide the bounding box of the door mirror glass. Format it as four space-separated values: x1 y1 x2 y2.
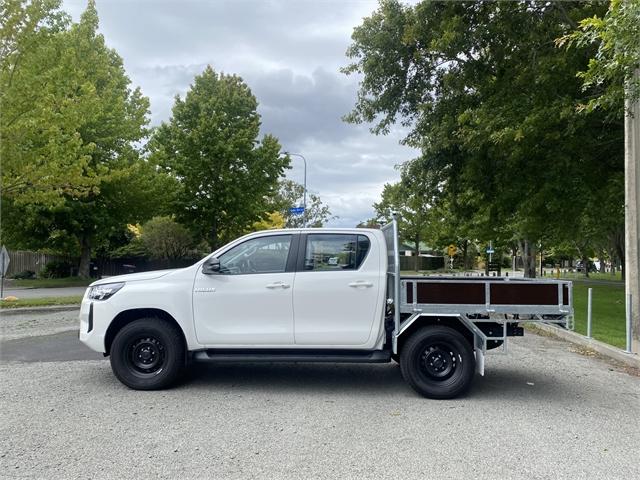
202 257 221 275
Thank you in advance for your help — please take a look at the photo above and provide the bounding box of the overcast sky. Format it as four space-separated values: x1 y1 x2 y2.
63 0 419 227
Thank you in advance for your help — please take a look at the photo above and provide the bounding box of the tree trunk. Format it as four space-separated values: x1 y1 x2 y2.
414 237 420 272
598 251 606 273
582 255 590 278
520 239 537 278
78 235 92 279
462 239 470 270
608 247 617 275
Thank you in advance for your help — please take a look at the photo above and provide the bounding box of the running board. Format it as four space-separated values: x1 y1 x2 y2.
192 349 391 364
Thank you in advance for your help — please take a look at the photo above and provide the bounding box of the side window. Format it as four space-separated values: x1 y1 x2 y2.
218 235 292 275
304 234 370 271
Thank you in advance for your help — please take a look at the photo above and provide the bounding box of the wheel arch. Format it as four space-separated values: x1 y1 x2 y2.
396 315 474 354
104 308 187 356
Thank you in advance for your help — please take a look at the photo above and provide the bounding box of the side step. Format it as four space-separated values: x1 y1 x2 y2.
192 349 391 364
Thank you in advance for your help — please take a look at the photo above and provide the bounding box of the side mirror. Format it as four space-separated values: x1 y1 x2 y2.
202 257 221 275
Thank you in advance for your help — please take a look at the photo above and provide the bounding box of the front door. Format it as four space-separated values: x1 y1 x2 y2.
193 234 295 346
293 233 381 346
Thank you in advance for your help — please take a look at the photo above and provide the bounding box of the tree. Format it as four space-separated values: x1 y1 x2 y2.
140 216 193 260
1 1 164 277
374 179 433 271
149 66 289 249
272 179 334 228
0 0 97 205
356 218 381 229
253 211 286 231
344 1 623 277
558 0 640 112
561 0 640 348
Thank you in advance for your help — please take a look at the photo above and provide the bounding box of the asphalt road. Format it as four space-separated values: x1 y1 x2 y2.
2 286 88 299
1 311 639 479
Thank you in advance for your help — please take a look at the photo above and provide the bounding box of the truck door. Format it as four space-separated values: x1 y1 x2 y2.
193 234 296 346
293 233 382 346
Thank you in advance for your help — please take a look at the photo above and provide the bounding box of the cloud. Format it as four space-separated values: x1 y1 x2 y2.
64 0 419 226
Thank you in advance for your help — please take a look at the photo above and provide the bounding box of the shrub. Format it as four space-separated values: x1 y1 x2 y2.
140 216 194 260
11 270 36 280
40 259 74 278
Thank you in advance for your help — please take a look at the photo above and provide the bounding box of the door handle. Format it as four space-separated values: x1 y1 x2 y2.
349 281 373 288
266 282 290 289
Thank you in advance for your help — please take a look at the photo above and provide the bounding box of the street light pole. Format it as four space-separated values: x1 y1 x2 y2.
283 152 308 228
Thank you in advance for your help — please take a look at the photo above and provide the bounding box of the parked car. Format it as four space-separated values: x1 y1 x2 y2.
575 260 597 273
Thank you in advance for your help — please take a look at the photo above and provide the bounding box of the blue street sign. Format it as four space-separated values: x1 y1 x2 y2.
486 248 495 254
289 206 305 215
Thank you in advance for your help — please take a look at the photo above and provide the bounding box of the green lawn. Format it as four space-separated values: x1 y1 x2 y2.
8 276 93 288
0 295 83 309
560 271 623 282
570 281 627 348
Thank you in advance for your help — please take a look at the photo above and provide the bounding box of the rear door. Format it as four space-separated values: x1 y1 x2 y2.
292 233 381 346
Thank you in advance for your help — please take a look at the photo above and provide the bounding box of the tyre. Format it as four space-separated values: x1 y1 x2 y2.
399 326 475 399
110 318 186 390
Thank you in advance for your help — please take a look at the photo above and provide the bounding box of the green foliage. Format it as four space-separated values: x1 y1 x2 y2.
1 1 173 276
140 216 194 260
271 179 334 228
558 0 640 113
345 1 624 277
40 259 74 278
149 66 289 249
374 180 430 248
0 0 87 205
11 270 36 280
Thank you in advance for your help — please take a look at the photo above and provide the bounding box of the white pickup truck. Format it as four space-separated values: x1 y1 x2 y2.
79 217 573 399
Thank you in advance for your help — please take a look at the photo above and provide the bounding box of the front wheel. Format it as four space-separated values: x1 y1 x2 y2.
400 326 475 399
110 318 185 390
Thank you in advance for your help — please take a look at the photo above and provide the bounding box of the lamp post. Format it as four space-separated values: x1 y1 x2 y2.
282 151 307 227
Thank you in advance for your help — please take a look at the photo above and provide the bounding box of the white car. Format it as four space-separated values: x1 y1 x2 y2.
80 219 573 399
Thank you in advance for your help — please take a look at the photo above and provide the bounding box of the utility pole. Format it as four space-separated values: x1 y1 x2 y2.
625 68 640 353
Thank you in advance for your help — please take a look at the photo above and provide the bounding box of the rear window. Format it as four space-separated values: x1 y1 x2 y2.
303 234 370 271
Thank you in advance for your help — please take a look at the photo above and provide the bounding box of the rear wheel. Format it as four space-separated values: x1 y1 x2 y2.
110 318 185 390
400 326 475 399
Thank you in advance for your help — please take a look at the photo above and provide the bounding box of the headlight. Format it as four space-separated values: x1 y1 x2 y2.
87 282 124 300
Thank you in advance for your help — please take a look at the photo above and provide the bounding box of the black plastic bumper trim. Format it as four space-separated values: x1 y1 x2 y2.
87 302 93 333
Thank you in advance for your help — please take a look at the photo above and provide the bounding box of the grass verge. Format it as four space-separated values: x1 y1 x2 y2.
571 282 626 349
560 271 623 282
0 296 83 309
8 277 93 288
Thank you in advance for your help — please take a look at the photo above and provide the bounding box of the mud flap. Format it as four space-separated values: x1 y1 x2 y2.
475 348 485 376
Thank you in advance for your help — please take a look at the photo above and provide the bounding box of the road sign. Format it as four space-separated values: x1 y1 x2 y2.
447 244 457 256
486 248 495 254
289 206 305 215
0 246 9 276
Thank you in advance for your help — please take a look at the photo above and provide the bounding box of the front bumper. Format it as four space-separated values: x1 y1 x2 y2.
79 295 117 353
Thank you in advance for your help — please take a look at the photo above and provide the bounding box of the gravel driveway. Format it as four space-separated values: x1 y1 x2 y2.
1 313 638 479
